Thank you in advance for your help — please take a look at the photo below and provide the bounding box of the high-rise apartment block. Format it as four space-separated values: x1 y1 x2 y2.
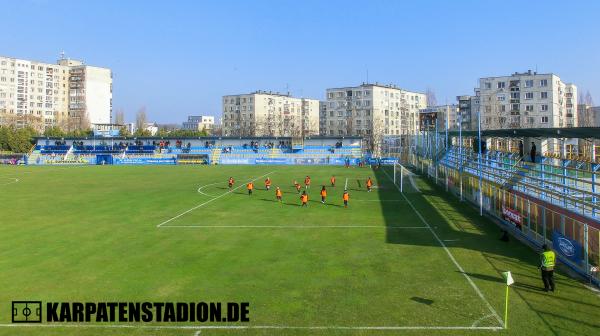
0 55 112 132
323 83 426 150
222 91 319 137
476 71 576 130
59 58 112 127
456 95 478 130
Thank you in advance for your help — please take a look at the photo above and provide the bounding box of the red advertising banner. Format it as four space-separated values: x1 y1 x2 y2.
502 205 522 227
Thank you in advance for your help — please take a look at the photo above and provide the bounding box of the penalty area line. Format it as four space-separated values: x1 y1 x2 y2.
382 168 504 328
157 171 275 228
0 324 504 331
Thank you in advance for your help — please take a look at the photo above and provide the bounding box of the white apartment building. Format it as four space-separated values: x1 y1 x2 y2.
324 83 426 150
478 71 577 130
182 115 215 131
222 91 319 137
0 55 112 131
0 56 69 131
59 59 112 127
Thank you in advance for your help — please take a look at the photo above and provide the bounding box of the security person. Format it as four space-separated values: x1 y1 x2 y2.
540 244 556 292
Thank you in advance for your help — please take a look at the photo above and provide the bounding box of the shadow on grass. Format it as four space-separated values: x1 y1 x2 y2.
371 165 600 335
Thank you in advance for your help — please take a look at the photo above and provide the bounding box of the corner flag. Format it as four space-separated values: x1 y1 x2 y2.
502 271 514 286
501 271 514 329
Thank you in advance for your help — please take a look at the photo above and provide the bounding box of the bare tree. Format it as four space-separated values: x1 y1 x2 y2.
135 106 147 132
369 116 385 156
114 109 125 125
0 112 44 133
585 91 594 107
78 111 90 130
425 87 437 107
580 91 595 127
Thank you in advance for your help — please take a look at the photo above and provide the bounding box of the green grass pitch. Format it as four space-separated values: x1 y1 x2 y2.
0 165 599 335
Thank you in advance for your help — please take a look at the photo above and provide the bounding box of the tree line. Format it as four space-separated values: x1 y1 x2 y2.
0 125 210 153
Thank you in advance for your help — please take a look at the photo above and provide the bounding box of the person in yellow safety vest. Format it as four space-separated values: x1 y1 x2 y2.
539 244 556 292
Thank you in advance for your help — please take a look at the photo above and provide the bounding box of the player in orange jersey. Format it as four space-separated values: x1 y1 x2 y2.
300 191 308 207
247 181 254 196
343 190 349 208
275 186 283 203
320 186 327 204
304 176 311 189
366 177 373 192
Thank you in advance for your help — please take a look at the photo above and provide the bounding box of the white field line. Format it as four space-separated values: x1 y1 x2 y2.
157 171 275 228
0 177 19 186
0 324 503 331
344 177 348 190
382 168 504 328
196 181 223 197
471 313 497 327
159 225 429 229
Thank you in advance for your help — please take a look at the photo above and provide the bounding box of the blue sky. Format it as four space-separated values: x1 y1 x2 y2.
2 0 599 123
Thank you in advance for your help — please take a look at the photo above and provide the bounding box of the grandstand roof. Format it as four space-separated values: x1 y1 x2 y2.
445 127 600 139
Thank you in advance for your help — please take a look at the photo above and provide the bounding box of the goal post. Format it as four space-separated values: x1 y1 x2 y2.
393 161 404 193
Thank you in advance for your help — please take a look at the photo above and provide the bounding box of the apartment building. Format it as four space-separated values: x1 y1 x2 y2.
324 83 426 151
319 101 327 136
477 71 577 130
0 56 69 131
0 55 112 131
182 115 215 131
456 95 479 131
419 105 458 131
577 103 599 127
59 58 112 127
222 91 319 137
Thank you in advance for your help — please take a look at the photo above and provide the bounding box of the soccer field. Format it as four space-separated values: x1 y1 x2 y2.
0 165 599 335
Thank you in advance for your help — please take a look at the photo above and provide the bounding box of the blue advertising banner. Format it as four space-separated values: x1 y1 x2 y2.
255 158 288 165
220 158 254 165
367 157 398 165
552 231 582 264
114 157 176 165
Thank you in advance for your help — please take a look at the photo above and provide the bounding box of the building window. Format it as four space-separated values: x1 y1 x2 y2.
525 80 533 88
540 79 548 87
526 105 534 112
541 92 548 99
485 82 491 89
497 82 505 89
541 104 549 112
541 116 549 123
525 92 533 100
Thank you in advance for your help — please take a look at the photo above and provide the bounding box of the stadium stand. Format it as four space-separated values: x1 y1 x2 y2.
28 136 364 166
